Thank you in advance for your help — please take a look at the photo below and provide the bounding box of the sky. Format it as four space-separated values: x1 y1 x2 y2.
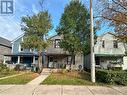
0 0 113 41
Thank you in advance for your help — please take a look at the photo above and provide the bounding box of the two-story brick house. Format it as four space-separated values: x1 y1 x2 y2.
4 34 84 70
0 37 11 63
84 32 127 70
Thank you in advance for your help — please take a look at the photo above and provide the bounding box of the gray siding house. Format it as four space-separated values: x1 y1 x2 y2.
45 35 83 70
0 37 11 63
84 32 127 70
4 34 83 70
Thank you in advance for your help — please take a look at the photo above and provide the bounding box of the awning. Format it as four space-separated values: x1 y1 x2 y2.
46 53 70 56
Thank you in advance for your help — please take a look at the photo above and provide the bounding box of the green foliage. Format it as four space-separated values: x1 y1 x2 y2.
96 69 127 85
0 64 19 78
59 64 66 69
57 0 91 56
21 11 53 71
108 67 122 71
21 11 52 50
0 64 9 72
14 64 26 71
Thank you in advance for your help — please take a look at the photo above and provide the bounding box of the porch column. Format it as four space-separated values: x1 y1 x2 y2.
33 56 35 64
17 56 20 64
3 56 6 64
123 56 127 70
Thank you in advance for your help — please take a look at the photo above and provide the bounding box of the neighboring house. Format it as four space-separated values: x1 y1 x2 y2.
45 35 84 70
0 37 11 63
84 32 127 70
4 34 38 67
4 34 84 70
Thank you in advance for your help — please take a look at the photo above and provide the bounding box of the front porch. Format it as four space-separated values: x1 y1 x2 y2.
4 53 39 68
44 53 71 69
95 54 124 70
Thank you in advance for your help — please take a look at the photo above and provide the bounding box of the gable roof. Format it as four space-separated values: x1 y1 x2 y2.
11 33 60 43
11 33 24 43
100 32 116 37
0 37 11 48
48 34 58 39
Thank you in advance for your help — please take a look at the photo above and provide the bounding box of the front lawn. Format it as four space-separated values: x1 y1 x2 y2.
0 64 20 78
42 70 104 85
0 72 39 84
0 70 20 78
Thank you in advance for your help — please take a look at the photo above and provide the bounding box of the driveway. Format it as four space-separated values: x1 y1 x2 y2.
0 85 127 95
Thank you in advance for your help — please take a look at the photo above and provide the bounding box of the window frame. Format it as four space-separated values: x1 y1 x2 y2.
102 40 105 48
54 39 60 48
113 40 118 48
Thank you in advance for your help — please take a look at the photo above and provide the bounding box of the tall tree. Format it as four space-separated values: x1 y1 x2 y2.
21 11 52 72
96 0 127 46
57 0 91 68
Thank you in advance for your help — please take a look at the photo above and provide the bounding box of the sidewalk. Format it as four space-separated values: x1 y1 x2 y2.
27 68 51 85
0 85 126 95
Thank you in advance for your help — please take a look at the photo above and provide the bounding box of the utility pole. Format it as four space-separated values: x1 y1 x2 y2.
90 0 95 83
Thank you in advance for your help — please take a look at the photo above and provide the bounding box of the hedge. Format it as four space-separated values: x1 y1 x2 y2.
96 69 127 85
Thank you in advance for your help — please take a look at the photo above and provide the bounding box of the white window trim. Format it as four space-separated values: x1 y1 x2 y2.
19 44 23 52
19 44 21 52
12 43 14 53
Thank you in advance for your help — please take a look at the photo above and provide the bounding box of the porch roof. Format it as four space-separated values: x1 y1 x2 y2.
46 53 70 56
95 54 124 57
4 52 38 57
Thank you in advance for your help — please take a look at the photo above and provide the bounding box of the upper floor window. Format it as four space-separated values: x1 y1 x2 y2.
54 39 60 48
102 40 105 48
21 48 23 51
113 40 118 48
19 44 23 52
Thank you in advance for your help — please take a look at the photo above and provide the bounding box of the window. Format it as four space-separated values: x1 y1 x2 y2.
49 56 53 62
21 48 23 51
54 39 60 48
102 40 105 48
67 56 71 65
19 45 23 52
113 40 118 48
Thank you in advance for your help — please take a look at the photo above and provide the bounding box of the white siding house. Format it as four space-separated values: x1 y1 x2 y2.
84 32 127 70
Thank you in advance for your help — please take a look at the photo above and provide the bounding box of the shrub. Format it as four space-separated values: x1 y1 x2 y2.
96 69 127 85
14 64 26 71
60 64 66 69
108 67 122 71
0 64 9 72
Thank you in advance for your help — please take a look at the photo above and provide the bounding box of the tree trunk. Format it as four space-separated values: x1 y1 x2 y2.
38 50 43 73
72 55 75 65
70 54 75 70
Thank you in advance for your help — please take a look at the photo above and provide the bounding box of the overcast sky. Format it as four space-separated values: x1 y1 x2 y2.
0 0 113 41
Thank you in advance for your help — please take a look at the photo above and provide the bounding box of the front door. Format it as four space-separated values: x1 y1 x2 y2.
48 56 54 68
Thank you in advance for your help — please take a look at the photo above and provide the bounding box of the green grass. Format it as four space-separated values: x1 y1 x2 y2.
0 72 39 84
42 70 106 85
0 70 19 78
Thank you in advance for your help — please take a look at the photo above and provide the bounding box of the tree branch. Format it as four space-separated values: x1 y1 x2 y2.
112 0 127 10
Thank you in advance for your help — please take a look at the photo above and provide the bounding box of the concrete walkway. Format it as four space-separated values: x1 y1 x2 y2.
0 85 127 95
27 69 51 85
